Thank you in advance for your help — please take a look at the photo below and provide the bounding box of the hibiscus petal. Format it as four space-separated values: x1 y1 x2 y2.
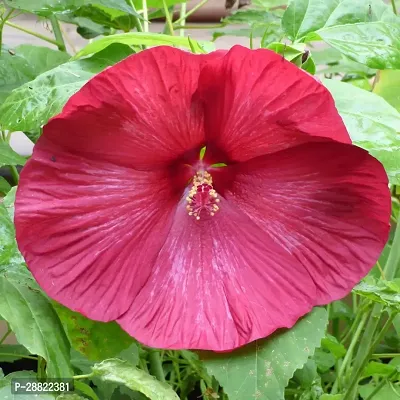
15 136 179 321
225 142 390 303
117 199 316 350
44 47 221 169
197 45 351 163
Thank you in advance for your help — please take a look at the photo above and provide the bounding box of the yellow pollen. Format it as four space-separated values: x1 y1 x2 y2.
186 170 220 220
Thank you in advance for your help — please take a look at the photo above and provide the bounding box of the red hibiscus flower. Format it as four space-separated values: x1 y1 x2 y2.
15 45 391 351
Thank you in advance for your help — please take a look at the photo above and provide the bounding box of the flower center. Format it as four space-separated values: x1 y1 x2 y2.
186 171 220 220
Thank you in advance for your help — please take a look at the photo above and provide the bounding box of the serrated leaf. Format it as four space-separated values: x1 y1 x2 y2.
72 32 215 60
92 359 179 400
0 142 26 167
282 0 396 41
323 79 400 184
201 308 328 400
0 44 134 133
318 22 400 69
53 302 134 362
374 70 400 112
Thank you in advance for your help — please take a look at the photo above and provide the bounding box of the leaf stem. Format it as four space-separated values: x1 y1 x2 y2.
174 0 208 26
173 23 224 30
5 21 63 48
148 350 165 382
142 0 149 32
0 8 15 51
343 222 400 400
178 2 187 37
162 0 175 35
0 353 38 361
391 0 397 15
332 311 369 393
9 165 19 185
127 0 144 32
371 353 400 358
49 15 66 52
73 373 95 380
365 369 398 400
0 326 12 344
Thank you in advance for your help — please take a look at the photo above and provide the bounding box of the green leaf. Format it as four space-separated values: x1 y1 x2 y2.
56 395 87 400
321 335 346 359
59 4 137 34
72 33 215 60
359 382 400 400
323 79 400 184
0 344 30 362
0 45 70 108
374 70 400 112
65 381 96 400
362 361 399 378
293 359 318 388
92 359 179 400
4 0 81 14
318 22 400 69
0 44 134 133
320 395 343 400
266 42 305 61
0 177 11 196
282 0 396 41
4 0 141 16
0 198 72 378
202 308 328 400
14 45 70 76
313 348 336 373
0 371 54 399
0 50 35 106
0 142 26 167
353 279 400 310
53 302 134 362
0 264 73 377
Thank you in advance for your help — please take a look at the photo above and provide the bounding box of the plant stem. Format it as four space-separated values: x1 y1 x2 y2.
0 353 38 361
174 0 208 26
0 326 12 344
148 350 165 382
332 311 369 393
37 356 46 379
173 23 224 30
9 165 19 185
48 15 66 52
73 373 95 380
142 0 149 32
127 0 143 32
372 353 400 358
366 370 398 400
178 2 187 37
343 222 400 400
0 8 15 51
162 0 175 35
391 0 398 15
5 21 63 47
